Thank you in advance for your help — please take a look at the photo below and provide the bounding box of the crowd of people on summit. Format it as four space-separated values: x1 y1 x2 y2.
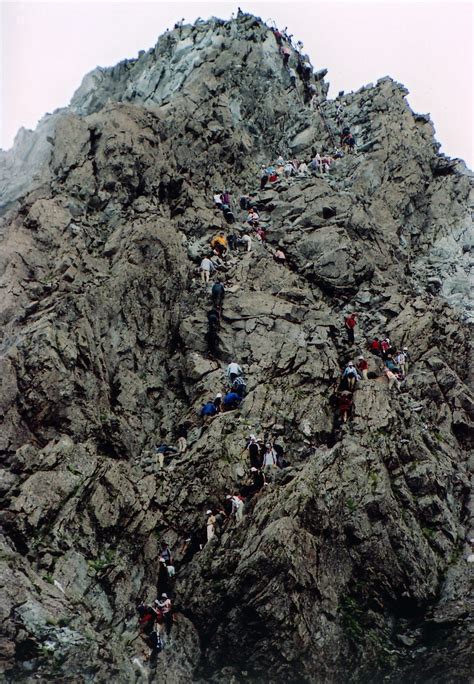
137 15 403 666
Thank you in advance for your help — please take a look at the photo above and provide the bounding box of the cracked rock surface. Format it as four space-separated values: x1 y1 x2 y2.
0 12 473 684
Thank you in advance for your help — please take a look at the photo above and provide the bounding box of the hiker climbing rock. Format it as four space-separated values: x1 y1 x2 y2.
395 349 407 376
281 45 291 66
342 361 361 391
226 361 243 382
176 423 188 453
262 443 278 470
207 307 221 331
357 355 369 380
344 313 357 344
155 594 173 639
200 399 218 419
273 248 287 265
200 255 216 283
155 443 178 468
384 367 401 391
369 337 382 356
337 390 353 423
211 231 228 257
137 604 163 664
231 374 247 397
206 509 216 542
222 391 242 411
246 434 263 469
260 166 269 189
226 494 244 522
288 67 297 88
211 279 225 309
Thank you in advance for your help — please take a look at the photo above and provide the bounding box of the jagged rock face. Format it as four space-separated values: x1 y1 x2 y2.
0 13 473 684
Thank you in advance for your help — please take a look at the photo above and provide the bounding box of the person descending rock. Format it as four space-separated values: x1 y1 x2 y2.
200 255 216 283
337 390 353 423
357 355 369 380
206 509 216 543
226 494 244 523
344 313 357 344
211 279 225 310
222 391 242 411
226 361 243 382
342 361 361 391
155 594 173 640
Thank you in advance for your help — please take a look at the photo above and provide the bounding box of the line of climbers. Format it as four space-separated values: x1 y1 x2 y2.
330 313 411 425
138 20 369 663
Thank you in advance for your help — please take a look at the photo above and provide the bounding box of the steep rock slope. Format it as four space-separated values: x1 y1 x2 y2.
0 13 473 683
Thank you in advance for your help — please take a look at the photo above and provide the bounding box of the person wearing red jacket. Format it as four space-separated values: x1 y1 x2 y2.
357 355 369 380
344 313 357 344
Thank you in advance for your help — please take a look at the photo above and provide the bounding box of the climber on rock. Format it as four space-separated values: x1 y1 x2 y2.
247 207 260 226
213 392 223 413
226 361 243 382
239 194 252 210
176 423 189 453
157 558 171 595
137 603 163 664
226 494 244 523
231 374 247 397
260 166 269 190
357 355 369 380
402 346 410 373
245 434 263 469
213 191 223 209
344 313 357 344
200 399 218 419
211 279 225 310
342 361 361 391
384 367 401 391
394 349 407 376
205 326 220 358
155 443 179 468
273 248 287 265
222 391 243 411
369 337 382 356
281 45 291 66
262 442 278 470
211 231 228 257
288 67 297 89
284 160 296 177
239 232 252 252
200 255 216 283
250 466 266 493
220 190 232 210
380 337 392 358
155 594 173 639
274 440 288 468
337 390 353 423
207 307 221 330
206 509 216 543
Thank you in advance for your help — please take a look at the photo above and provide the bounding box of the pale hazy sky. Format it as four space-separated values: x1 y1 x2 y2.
1 0 473 167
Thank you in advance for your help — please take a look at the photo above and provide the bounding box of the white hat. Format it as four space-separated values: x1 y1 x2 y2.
358 356 364 360
249 434 256 441
226 495 232 499
161 593 167 599
403 346 408 350
206 509 212 514
216 392 222 398
250 467 257 472
348 361 354 366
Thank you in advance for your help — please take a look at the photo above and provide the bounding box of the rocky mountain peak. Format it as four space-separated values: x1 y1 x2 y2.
0 12 473 684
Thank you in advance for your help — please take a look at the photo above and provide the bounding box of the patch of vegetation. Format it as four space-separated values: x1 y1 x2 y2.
346 498 357 513
88 549 116 574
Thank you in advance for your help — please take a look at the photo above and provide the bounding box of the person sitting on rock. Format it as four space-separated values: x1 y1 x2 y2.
369 337 382 356
231 374 246 398
273 248 287 265
344 313 357 344
211 279 225 310
342 361 361 391
247 207 260 226
284 160 296 177
226 361 243 382
222 391 242 411
206 509 216 543
298 160 309 175
211 231 228 257
220 190 232 210
200 255 216 283
356 355 369 380
337 390 353 423
384 356 399 373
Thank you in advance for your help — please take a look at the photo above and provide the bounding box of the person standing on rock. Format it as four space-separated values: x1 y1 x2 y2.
211 231 228 257
262 443 278 470
369 337 382 356
402 346 410 373
260 166 269 190
395 349 407 377
206 509 216 543
200 255 216 283
155 594 173 640
211 279 225 310
357 355 369 380
288 67 297 89
344 313 357 344
213 191 223 209
227 494 244 523
231 374 246 398
273 248 287 265
246 435 263 469
157 558 170 596
337 390 353 423
137 604 163 664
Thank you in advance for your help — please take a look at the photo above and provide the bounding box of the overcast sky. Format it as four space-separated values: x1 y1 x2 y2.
1 0 473 167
